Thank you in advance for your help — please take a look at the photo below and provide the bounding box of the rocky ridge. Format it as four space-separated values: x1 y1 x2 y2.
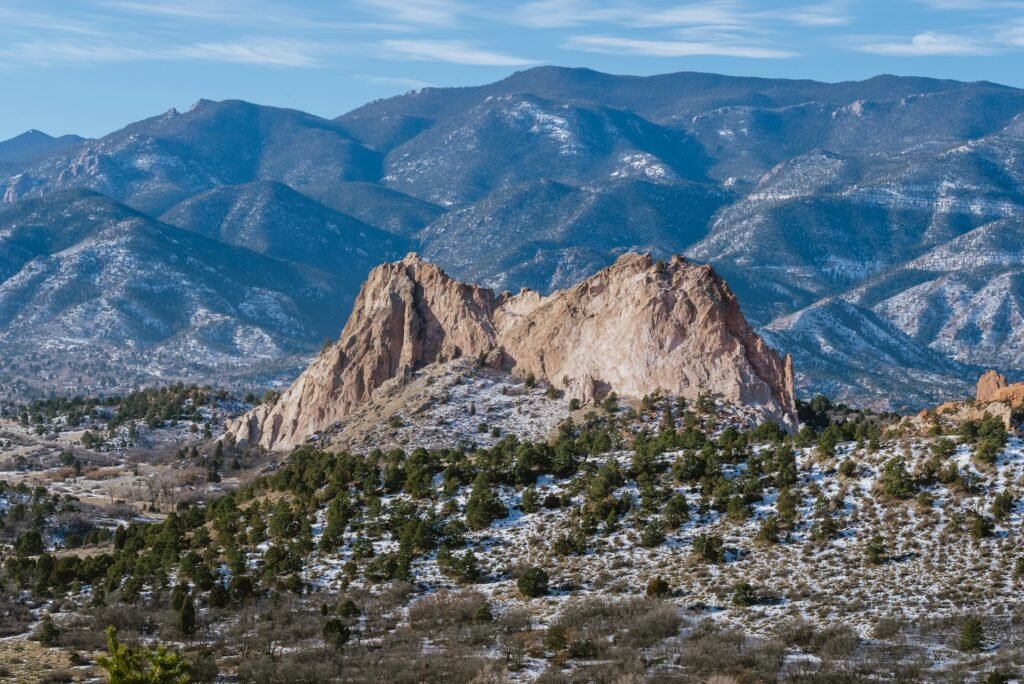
228 252 797 450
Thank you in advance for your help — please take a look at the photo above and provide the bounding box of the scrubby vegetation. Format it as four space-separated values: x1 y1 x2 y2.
2 388 1023 681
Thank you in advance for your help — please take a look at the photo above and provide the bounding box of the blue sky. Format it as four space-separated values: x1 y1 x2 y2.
2 0 1024 140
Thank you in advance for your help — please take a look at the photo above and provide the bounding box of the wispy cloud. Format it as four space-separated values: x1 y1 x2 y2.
175 40 322 67
356 0 467 28
856 31 997 55
0 7 104 36
782 2 852 27
101 0 240 21
356 75 437 90
565 34 798 58
102 0 405 32
511 0 749 29
380 39 538 66
0 38 326 67
0 41 146 65
511 0 852 29
998 23 1024 46
914 0 1024 9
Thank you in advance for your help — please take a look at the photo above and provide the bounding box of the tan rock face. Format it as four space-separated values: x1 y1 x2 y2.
991 384 1024 407
975 370 1024 408
228 252 798 451
977 370 1008 402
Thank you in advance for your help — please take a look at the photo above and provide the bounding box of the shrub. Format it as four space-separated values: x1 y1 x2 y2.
663 493 690 528
756 515 780 545
732 582 757 607
646 577 670 598
640 522 666 548
880 457 916 499
992 490 1014 520
37 614 60 646
969 511 995 539
465 471 508 530
409 590 491 632
96 627 190 683
544 624 568 652
692 534 725 563
323 618 350 651
865 534 886 566
517 567 549 598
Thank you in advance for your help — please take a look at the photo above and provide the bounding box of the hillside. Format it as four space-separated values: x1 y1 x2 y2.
2 373 1023 681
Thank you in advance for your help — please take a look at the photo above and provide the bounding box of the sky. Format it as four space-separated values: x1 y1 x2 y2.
2 0 1024 140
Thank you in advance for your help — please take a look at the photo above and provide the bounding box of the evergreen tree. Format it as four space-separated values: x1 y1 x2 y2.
465 471 507 530
97 627 189 684
865 534 886 565
177 593 196 638
960 616 984 652
517 567 549 598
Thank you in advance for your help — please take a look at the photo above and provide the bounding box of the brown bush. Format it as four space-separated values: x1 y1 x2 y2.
408 590 490 633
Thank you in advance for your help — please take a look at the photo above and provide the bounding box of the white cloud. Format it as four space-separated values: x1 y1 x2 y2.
356 75 436 89
511 0 752 29
380 39 538 66
999 24 1024 46
0 41 147 65
914 0 1024 8
356 0 467 27
0 7 103 36
511 0 851 30
102 0 404 32
174 40 322 67
0 38 325 67
782 2 852 26
565 34 798 58
856 31 997 56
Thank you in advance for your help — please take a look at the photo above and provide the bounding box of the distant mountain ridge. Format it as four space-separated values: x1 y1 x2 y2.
0 129 84 167
2 67 1023 406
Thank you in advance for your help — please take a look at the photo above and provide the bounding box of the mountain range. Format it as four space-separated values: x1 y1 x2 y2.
3 67 1023 407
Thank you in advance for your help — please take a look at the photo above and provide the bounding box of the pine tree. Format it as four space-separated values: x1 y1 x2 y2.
865 534 886 565
465 471 507 530
960 616 984 652
517 567 549 598
177 593 196 638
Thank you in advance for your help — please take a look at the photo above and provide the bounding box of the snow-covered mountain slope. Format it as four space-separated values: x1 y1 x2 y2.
160 180 409 276
0 191 369 397
3 68 1024 405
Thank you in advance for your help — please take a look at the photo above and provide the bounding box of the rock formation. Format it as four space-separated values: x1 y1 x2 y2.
228 252 798 451
976 369 1024 408
976 370 1009 402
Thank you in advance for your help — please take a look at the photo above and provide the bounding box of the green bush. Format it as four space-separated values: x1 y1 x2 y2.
640 522 665 548
517 567 549 598
692 534 725 564
731 582 756 607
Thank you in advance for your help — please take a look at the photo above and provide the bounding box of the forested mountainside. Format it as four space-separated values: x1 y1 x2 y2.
4 67 1023 407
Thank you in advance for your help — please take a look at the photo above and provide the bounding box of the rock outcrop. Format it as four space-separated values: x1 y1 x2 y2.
976 370 1024 408
977 370 1009 402
228 252 798 451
